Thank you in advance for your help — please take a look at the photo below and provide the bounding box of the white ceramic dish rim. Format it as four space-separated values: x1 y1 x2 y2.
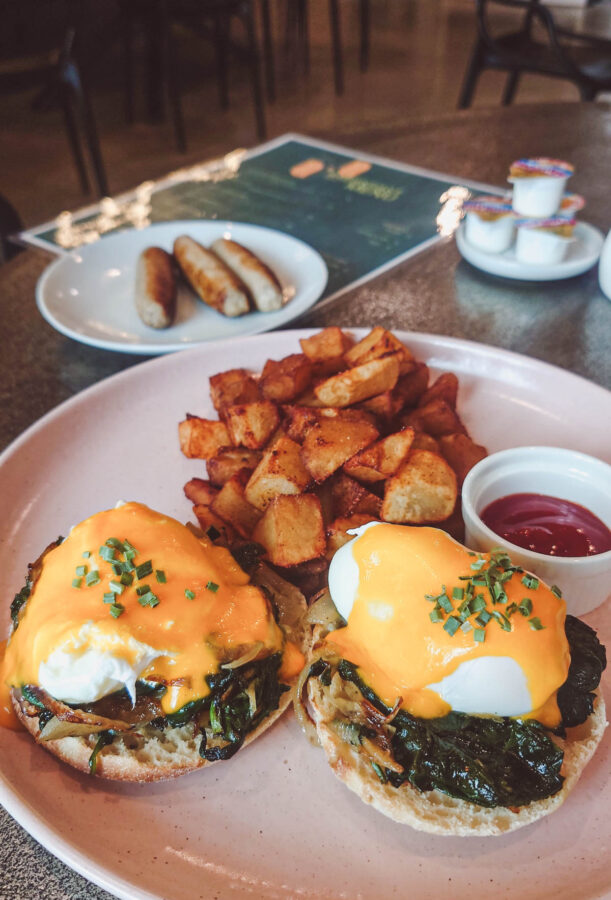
35 221 329 355
0 329 609 900
455 220 603 281
462 446 611 569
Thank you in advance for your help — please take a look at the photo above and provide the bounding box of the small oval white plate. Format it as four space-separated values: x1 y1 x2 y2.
36 221 328 354
456 220 603 281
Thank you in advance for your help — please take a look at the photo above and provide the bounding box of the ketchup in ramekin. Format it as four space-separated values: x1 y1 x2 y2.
481 492 611 558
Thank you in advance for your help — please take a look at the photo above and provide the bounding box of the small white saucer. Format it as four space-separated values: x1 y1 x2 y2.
455 220 603 281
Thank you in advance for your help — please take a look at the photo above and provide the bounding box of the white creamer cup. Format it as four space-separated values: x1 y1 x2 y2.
462 447 611 616
465 211 515 254
515 223 573 265
510 175 569 218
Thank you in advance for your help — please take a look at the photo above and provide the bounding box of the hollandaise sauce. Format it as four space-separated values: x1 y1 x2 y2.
1 502 303 730
325 524 570 728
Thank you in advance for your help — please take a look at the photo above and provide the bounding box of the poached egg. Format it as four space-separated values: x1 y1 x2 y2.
1 502 304 728
326 522 570 727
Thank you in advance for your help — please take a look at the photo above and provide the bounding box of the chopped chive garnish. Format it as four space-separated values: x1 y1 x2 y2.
136 584 151 596
491 610 511 631
473 628 486 643
551 585 563 599
430 607 444 623
85 571 100 586
103 592 115 603
470 557 485 571
82 550 91 559
76 565 87 577
106 537 125 550
206 581 219 593
519 597 533 616
452 587 464 601
72 577 82 589
155 570 167 584
99 545 116 562
443 616 461 637
120 572 134 586
529 617 545 631
123 539 136 553
521 574 539 590
185 589 195 600
460 620 473 634
138 591 160 608
109 581 124 595
438 592 453 614
475 610 492 627
124 549 136 561
135 560 153 579
470 594 486 613
109 603 124 618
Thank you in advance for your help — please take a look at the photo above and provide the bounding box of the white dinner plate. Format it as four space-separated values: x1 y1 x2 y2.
455 220 604 281
36 222 328 353
0 330 610 900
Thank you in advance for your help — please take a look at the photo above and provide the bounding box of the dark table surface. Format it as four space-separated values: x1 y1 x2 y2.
1 101 610 900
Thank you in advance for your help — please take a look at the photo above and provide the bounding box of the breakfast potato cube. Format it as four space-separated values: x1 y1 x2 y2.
344 326 416 374
410 432 440 454
225 401 280 449
403 399 467 437
206 448 262 486
210 471 262 538
343 428 415 483
357 389 405 422
314 355 401 408
418 372 459 411
381 449 457 523
439 433 487 486
183 478 219 506
326 514 379 560
394 362 429 408
245 435 311 510
253 494 326 566
274 556 329 597
282 405 320 443
291 387 327 408
260 354 313 403
192 504 237 544
301 416 379 482
179 415 232 459
299 327 352 376
209 368 260 416
331 473 382 518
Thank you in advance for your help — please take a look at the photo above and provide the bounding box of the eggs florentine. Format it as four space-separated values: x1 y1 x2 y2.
1 502 304 730
326 522 570 727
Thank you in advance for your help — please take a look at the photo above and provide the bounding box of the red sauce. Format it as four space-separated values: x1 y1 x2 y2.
481 492 611 558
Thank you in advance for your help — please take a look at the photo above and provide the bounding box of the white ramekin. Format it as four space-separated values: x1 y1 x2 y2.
515 224 573 265
462 446 611 616
509 176 568 217
465 211 515 254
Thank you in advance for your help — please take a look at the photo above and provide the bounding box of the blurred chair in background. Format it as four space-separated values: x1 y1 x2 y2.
120 0 267 150
459 0 611 108
0 4 108 196
0 195 24 264
285 0 370 95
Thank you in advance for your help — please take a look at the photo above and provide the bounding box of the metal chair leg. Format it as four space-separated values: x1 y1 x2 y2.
359 0 370 72
329 0 343 96
457 39 484 109
159 0 186 152
242 0 266 139
214 10 230 109
260 0 276 102
579 83 596 101
502 70 520 105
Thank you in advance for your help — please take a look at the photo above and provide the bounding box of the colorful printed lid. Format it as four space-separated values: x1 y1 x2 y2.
509 158 574 178
463 195 514 216
515 215 576 232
